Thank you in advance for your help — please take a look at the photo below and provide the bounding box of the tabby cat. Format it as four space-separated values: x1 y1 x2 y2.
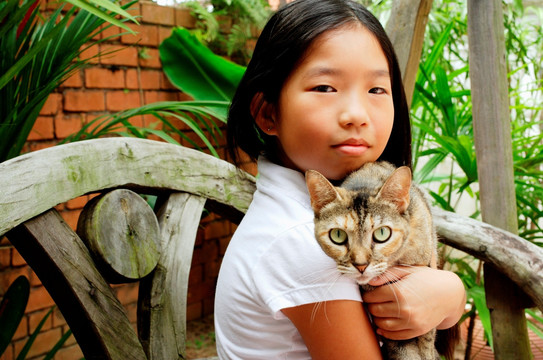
305 161 452 360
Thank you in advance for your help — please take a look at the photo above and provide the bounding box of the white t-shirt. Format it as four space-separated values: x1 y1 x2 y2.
214 157 362 359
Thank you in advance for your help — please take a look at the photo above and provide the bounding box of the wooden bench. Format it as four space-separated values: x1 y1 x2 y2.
1 137 542 359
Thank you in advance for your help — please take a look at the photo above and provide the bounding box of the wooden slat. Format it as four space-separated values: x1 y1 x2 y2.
0 138 256 237
467 0 532 358
432 208 543 312
7 209 147 360
138 193 206 360
386 0 434 104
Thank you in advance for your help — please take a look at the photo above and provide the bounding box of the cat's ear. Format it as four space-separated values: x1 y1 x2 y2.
377 166 412 213
305 170 341 214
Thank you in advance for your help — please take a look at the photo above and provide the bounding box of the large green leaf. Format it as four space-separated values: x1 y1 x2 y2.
0 276 30 356
160 27 246 101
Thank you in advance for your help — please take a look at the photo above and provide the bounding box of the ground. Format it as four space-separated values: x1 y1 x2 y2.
186 314 218 359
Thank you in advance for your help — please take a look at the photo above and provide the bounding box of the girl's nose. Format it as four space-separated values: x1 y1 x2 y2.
338 102 369 128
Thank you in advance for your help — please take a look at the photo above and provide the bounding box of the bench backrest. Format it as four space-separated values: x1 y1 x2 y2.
1 138 541 359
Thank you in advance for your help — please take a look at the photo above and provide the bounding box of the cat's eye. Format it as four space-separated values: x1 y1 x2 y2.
329 228 348 245
373 226 392 243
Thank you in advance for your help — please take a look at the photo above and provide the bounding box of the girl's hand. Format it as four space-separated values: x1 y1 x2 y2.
362 266 466 340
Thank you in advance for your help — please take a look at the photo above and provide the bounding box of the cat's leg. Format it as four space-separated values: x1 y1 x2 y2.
383 328 439 360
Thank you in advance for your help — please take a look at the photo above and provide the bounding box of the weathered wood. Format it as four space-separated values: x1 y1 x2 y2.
0 138 255 237
138 192 206 360
467 0 532 358
77 189 162 283
7 209 147 360
432 208 543 312
386 0 434 104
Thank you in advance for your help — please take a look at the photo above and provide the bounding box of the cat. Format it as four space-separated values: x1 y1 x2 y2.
305 161 455 360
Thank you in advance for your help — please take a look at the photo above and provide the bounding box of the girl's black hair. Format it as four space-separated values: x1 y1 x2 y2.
227 0 412 170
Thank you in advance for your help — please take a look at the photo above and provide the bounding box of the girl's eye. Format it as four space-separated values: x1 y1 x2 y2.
329 228 348 245
369 87 386 94
373 226 391 243
312 85 335 93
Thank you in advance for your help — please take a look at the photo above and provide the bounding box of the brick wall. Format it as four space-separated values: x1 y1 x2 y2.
0 1 251 359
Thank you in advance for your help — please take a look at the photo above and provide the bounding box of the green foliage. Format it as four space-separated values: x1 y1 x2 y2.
0 0 137 162
0 276 29 355
160 27 246 101
0 276 71 359
62 100 229 157
181 0 271 65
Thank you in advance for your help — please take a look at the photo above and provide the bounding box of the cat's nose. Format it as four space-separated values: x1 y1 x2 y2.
355 264 367 273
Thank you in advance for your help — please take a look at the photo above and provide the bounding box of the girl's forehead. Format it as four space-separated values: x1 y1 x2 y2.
295 24 387 73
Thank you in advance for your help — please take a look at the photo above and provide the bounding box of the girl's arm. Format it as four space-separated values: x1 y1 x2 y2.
362 267 466 339
282 300 383 360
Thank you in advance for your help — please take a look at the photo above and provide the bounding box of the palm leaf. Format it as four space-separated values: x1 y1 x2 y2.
160 27 246 101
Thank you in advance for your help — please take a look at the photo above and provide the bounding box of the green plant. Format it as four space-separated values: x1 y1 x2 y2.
181 0 271 65
0 276 72 359
393 0 543 354
0 0 137 162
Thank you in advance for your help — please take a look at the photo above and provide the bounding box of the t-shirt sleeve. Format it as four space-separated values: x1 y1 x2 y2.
251 222 362 319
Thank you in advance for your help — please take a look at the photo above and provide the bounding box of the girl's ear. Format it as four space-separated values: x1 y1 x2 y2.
251 92 277 135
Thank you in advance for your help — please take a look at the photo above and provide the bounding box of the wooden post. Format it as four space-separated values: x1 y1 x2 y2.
467 0 532 358
385 0 434 105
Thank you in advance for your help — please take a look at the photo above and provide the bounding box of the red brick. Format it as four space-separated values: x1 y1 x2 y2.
0 267 31 295
115 283 139 305
142 2 174 25
100 44 139 66
186 301 202 321
204 259 221 279
64 90 105 112
80 44 100 64
54 343 84 360
54 113 85 139
26 286 55 312
175 8 196 28
28 308 54 333
12 315 28 340
143 90 178 104
189 264 204 286
65 196 89 210
11 248 26 267
62 70 83 88
0 343 13 359
106 90 142 111
139 47 161 68
100 22 121 40
160 72 178 90
124 0 141 18
125 69 161 90
14 328 63 359
52 307 67 328
122 24 159 46
40 93 62 115
27 116 55 141
203 296 214 316
159 26 174 44
124 302 138 323
0 248 10 269
61 209 82 231
203 220 230 240
187 280 215 304
85 67 125 89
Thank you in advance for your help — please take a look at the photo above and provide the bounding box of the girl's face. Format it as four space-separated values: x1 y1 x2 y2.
264 25 394 180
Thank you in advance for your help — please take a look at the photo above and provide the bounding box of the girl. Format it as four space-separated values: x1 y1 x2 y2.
215 0 466 359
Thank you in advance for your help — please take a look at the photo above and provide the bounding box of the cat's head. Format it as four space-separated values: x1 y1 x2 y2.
305 165 412 285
